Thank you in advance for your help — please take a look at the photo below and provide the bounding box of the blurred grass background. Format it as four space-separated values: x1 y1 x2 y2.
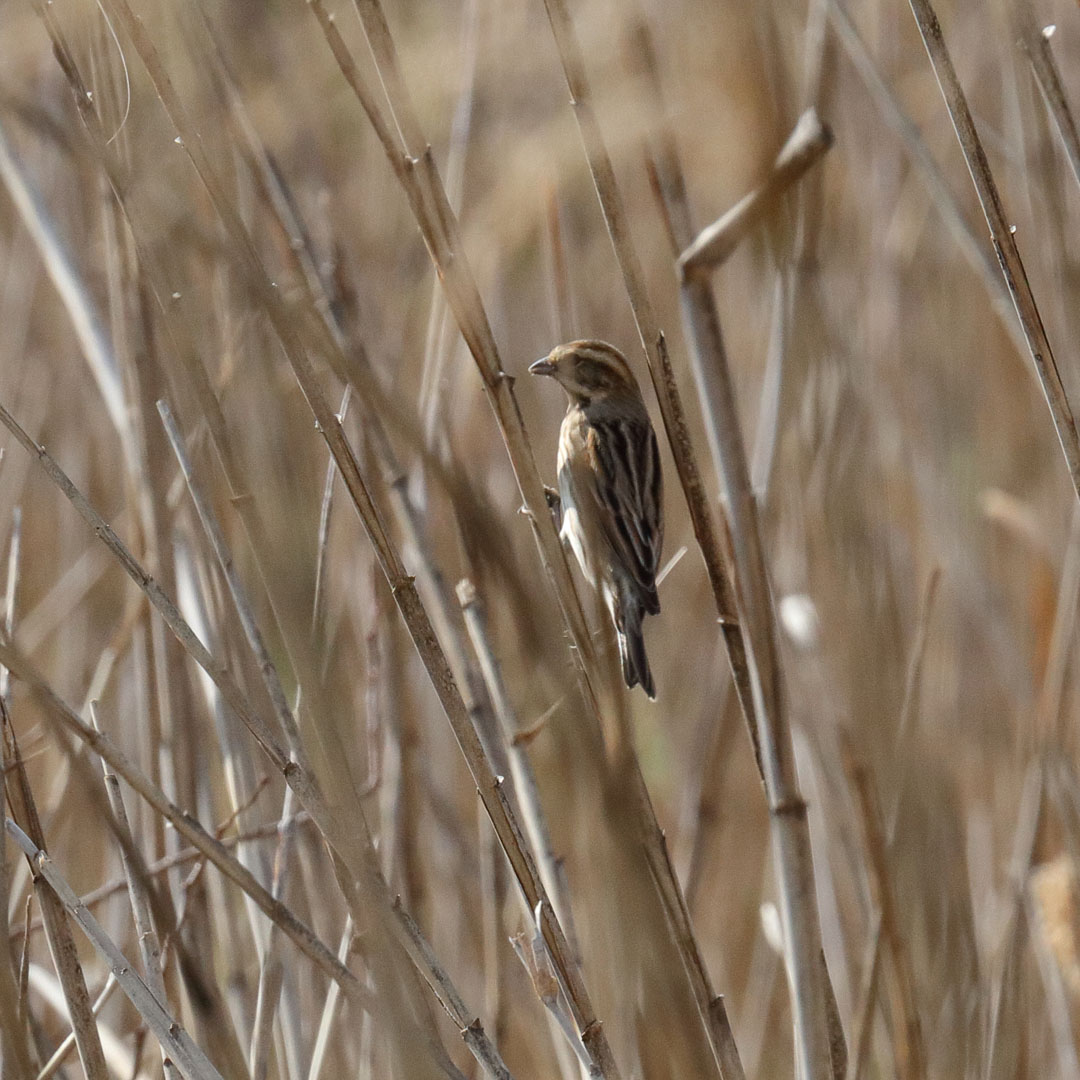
2 0 1080 1076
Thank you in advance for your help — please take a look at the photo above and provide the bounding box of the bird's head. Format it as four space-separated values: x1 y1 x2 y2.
529 341 640 405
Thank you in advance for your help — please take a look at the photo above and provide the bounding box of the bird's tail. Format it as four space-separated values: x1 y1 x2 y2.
616 601 655 699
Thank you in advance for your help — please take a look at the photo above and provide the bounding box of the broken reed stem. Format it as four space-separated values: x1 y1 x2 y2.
906 0 1080 506
1015 12 1080 195
0 699 110 1080
4 819 223 1080
679 110 834 273
664 109 838 1080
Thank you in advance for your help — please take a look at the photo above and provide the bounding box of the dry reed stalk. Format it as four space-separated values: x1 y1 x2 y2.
35 974 118 1080
906 0 1080 505
0 118 130 457
0 517 33 1080
89 702 181 1080
14 818 312 941
157 400 305 762
1015 9 1080 193
843 742 926 1080
540 0 756 748
844 912 883 1080
248 791 296 1080
676 165 836 1080
3 818 223 1080
535 4 777 1071
821 0 1030 365
638 22 840 1072
197 20 524 744
0 697 109 1080
306 918 352 1080
11 16 598 1066
0 639 367 1007
307 0 597 685
458 578 579 951
391 899 518 1080
1038 508 1080 743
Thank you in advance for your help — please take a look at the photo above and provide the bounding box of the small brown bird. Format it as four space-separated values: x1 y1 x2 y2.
530 340 664 698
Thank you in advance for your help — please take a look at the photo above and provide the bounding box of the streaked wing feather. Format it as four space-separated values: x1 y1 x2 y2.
587 416 662 599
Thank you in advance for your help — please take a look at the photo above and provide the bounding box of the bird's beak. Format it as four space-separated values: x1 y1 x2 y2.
529 358 556 377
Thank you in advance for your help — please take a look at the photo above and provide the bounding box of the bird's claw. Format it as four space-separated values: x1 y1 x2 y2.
543 486 562 530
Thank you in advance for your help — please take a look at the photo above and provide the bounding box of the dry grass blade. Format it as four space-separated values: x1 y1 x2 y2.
156 399 304 762
906 0 1080 505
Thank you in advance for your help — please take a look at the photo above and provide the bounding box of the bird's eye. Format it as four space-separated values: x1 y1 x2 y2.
577 359 612 389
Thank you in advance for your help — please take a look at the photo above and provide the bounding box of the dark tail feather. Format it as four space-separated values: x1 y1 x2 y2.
617 607 656 699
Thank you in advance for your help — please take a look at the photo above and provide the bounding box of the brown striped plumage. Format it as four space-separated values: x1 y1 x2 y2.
529 341 663 697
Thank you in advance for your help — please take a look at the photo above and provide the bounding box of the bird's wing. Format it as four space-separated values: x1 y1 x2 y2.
585 415 663 607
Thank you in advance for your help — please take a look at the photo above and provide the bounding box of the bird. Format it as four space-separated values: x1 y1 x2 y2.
529 340 664 698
